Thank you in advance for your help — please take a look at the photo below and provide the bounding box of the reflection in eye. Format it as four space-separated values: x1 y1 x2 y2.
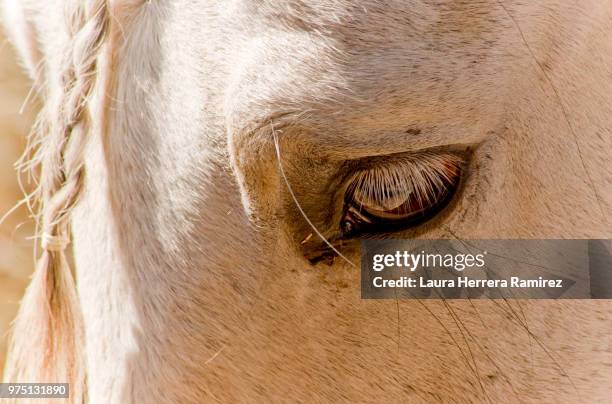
340 152 463 237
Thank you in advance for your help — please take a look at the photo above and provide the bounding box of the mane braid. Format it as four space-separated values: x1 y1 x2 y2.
3 1 111 403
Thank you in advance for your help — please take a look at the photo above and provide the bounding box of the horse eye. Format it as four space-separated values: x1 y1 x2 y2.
339 153 463 238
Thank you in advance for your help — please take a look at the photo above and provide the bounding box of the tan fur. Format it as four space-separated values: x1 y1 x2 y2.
1 1 611 403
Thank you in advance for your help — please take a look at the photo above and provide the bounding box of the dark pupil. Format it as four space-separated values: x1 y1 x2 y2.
341 164 460 237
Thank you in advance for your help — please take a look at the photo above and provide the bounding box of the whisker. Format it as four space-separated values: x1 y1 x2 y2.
442 299 491 403
413 297 478 383
394 288 401 352
441 228 580 396
461 300 523 401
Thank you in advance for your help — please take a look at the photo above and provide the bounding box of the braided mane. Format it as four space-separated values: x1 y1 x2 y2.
4 1 111 402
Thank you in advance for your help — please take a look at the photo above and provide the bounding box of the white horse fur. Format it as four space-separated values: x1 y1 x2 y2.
1 0 611 402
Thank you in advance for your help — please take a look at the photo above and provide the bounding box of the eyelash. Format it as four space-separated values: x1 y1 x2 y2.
339 152 464 237
347 152 462 205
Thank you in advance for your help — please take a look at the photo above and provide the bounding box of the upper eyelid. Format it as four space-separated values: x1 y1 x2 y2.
234 109 481 161
343 144 473 165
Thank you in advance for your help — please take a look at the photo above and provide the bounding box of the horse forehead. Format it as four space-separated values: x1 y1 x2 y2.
228 0 499 30
146 1 510 143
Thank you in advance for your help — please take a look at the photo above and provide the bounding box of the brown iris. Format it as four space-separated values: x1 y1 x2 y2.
340 154 462 237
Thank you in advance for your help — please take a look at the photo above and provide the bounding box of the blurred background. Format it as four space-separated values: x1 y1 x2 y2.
0 27 37 378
